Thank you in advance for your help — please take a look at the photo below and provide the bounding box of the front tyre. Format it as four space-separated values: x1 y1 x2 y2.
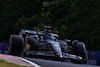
72 42 87 64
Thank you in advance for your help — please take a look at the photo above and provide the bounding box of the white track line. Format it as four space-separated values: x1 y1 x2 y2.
15 56 41 67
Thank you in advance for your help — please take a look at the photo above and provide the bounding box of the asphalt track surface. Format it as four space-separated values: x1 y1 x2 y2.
23 57 100 67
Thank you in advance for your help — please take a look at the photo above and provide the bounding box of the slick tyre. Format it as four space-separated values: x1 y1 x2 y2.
26 36 38 51
9 35 24 56
72 42 87 64
23 36 38 56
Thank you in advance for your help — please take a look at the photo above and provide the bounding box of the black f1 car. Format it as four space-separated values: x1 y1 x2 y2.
8 26 88 64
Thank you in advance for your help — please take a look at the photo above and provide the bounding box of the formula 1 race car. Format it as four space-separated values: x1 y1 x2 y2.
8 26 88 64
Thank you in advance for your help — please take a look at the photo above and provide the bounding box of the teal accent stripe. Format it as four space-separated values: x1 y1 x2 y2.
30 51 34 55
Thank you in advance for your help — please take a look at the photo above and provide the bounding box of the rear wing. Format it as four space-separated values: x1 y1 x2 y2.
21 29 40 35
44 26 52 29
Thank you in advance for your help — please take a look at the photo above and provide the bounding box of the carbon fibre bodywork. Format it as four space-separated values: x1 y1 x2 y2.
9 26 87 63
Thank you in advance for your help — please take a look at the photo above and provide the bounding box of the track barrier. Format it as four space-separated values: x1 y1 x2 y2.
0 42 8 54
87 50 100 65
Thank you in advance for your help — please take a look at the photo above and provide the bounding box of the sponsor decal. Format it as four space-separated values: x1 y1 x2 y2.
89 52 95 59
87 52 97 65
54 44 58 47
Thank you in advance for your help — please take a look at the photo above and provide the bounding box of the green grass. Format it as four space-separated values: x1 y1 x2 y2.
0 59 28 67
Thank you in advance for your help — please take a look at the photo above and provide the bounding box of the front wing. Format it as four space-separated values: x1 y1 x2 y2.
29 51 83 61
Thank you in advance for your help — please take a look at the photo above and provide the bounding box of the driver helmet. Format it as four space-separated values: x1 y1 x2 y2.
44 35 51 40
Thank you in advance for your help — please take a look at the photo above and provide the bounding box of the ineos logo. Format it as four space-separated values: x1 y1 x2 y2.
89 52 95 59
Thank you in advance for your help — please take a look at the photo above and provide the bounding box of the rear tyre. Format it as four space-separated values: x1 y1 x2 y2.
72 42 87 64
8 35 24 56
27 36 38 51
23 36 38 56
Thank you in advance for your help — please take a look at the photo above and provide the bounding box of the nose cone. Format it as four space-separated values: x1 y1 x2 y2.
56 52 63 58
50 41 62 58
60 55 63 58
